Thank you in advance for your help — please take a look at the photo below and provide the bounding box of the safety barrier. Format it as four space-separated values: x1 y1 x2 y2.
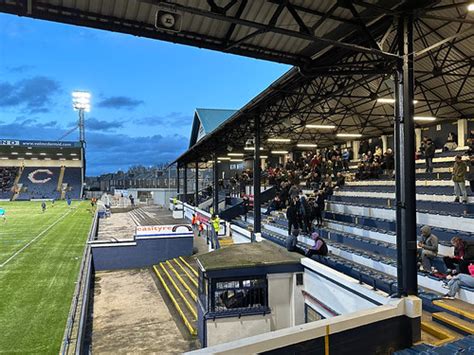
60 209 98 355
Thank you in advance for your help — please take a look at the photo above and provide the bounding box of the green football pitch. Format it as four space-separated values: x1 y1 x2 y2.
0 200 93 354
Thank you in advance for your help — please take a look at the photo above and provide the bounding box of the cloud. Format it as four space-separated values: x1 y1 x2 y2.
86 118 124 132
97 96 143 110
0 76 61 114
7 65 34 73
134 112 192 127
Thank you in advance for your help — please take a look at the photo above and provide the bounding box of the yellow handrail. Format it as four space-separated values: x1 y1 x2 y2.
179 256 199 277
152 265 197 336
160 263 197 320
166 260 197 301
174 258 198 288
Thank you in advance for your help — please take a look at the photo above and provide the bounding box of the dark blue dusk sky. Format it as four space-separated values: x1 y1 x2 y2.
0 14 289 175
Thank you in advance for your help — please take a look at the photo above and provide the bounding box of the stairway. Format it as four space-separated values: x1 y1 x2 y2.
153 256 199 336
57 166 65 191
395 335 474 354
11 167 23 201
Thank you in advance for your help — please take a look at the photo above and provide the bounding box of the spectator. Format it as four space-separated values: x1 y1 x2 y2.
424 138 435 173
443 273 474 299
242 195 250 221
467 155 474 194
264 193 282 215
375 145 383 158
444 237 474 275
466 138 474 157
444 132 458 151
299 194 312 234
382 148 395 177
286 197 299 236
305 232 328 258
314 190 325 227
452 155 468 203
417 225 438 273
286 228 299 252
335 172 345 189
342 149 350 171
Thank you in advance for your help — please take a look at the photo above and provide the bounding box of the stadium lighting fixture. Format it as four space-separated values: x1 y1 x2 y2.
337 133 362 138
376 98 395 104
25 152 32 156
56 153 63 156
306 124 336 129
11 152 18 155
260 155 268 159
377 98 419 104
229 159 243 162
271 150 288 154
217 157 231 160
297 143 317 148
244 147 264 151
227 153 244 157
39 153 47 156
468 3 474 11
72 158 79 161
72 91 91 112
268 138 291 142
70 153 77 156
414 116 436 121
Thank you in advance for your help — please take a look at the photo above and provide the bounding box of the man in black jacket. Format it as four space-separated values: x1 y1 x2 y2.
424 138 435 173
286 197 299 236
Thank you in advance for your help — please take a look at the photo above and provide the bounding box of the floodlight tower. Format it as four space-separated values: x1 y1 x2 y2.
72 91 91 145
72 91 91 194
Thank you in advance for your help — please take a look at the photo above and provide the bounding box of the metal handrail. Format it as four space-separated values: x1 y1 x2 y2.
60 210 98 355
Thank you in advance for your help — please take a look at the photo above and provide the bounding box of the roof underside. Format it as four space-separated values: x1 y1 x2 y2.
2 1 473 163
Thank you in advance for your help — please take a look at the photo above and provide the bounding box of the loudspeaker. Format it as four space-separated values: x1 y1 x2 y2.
154 4 182 32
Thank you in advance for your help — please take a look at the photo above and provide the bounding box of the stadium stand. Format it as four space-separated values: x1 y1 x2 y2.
0 139 84 200
0 167 17 200
17 167 61 200
62 167 83 199
230 146 474 308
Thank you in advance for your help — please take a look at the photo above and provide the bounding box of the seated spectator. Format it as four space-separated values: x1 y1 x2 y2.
443 272 474 299
305 232 328 258
452 155 468 203
286 228 299 252
466 138 474 157
264 193 282 215
417 225 439 273
443 237 474 275
444 132 458 151
374 145 383 158
335 172 345 188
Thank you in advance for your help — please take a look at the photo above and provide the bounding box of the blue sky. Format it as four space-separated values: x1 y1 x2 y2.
0 14 289 175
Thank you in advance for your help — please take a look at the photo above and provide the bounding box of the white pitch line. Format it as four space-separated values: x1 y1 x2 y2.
0 209 72 268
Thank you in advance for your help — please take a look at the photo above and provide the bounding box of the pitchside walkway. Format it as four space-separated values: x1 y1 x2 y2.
90 207 203 353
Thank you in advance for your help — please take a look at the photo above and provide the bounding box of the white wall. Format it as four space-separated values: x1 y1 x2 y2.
268 273 292 330
302 258 388 317
206 314 272 347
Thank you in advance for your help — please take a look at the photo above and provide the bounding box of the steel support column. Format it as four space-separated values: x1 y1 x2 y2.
395 14 417 296
253 115 261 241
183 164 188 203
213 156 219 215
176 164 180 194
195 162 199 207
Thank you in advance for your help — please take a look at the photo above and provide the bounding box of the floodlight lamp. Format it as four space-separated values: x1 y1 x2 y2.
268 138 291 142
413 116 436 122
306 124 336 129
337 133 363 138
468 3 474 11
